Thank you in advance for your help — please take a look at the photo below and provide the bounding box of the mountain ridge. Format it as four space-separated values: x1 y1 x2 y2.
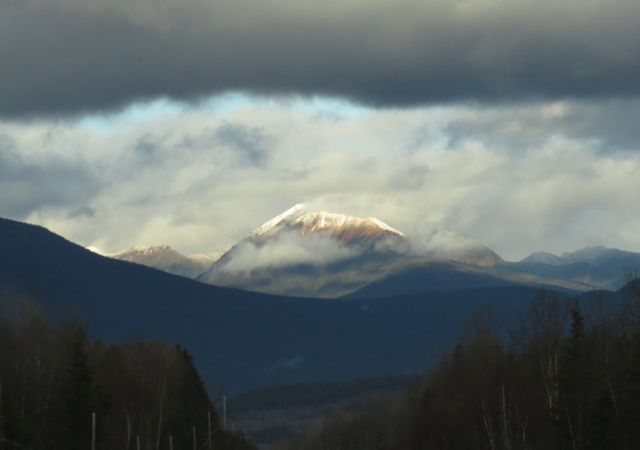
80 207 640 296
513 245 640 290
113 244 215 278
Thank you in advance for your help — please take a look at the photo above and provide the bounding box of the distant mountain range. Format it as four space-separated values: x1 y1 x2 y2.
104 205 640 297
5 217 635 395
507 246 640 290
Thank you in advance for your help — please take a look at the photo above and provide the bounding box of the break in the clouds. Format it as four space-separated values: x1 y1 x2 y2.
1 96 639 260
3 0 640 117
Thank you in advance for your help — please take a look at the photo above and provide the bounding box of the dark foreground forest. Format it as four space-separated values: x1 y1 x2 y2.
279 282 640 450
0 305 254 450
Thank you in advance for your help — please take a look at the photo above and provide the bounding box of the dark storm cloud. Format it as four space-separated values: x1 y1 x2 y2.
0 133 101 217
3 0 640 118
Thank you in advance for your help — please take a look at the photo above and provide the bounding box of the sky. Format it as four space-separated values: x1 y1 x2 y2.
1 0 639 260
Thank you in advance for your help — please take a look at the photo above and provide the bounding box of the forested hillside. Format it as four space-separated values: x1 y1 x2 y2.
0 305 254 450
279 282 640 450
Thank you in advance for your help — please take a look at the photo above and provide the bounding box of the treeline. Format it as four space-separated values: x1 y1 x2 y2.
229 375 421 414
0 306 254 450
279 283 640 450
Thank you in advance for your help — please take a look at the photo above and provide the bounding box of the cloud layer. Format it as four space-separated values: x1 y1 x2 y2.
1 96 639 260
217 231 363 273
3 0 640 117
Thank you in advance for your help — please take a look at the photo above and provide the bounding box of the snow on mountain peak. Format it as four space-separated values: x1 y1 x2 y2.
369 217 405 237
252 203 306 236
251 205 405 239
117 245 174 258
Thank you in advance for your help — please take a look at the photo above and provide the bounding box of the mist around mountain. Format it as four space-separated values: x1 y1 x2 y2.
197 205 514 297
189 205 635 298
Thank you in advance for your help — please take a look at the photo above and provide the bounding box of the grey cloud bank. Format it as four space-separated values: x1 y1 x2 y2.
0 132 101 217
2 0 640 117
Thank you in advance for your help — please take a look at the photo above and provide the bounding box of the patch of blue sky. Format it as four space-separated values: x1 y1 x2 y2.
77 97 186 132
77 92 371 132
200 92 371 120
289 95 370 120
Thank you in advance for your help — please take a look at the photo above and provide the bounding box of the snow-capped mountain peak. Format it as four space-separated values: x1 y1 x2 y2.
251 205 405 240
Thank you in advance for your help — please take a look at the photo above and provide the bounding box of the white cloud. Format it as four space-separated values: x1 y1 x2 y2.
218 231 362 273
1 96 639 260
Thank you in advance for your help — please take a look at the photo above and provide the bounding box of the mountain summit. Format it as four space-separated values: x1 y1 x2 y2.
196 205 412 296
197 205 512 297
251 203 405 246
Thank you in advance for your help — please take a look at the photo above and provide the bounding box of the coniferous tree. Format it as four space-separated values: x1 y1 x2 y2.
557 302 589 450
0 303 255 450
623 332 640 448
64 328 95 450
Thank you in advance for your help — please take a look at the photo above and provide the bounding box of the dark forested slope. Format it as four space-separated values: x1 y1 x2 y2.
0 309 254 450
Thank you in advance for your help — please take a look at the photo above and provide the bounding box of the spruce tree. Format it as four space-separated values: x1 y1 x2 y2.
64 329 95 450
557 302 589 450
